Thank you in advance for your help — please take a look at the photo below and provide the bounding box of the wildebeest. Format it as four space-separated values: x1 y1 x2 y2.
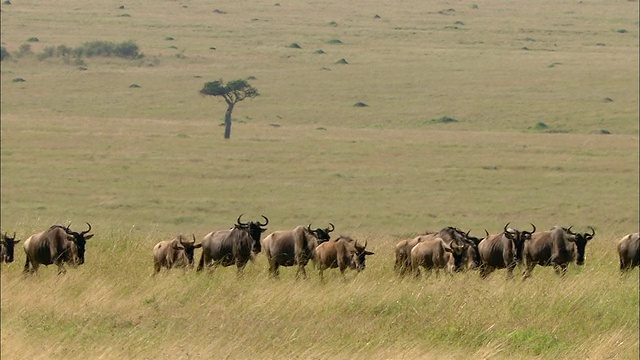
522 225 595 278
410 237 468 278
1 232 20 263
153 234 202 274
617 232 639 272
462 232 484 270
314 236 374 280
478 223 536 279
23 223 94 274
261 223 334 279
197 214 269 274
394 227 470 276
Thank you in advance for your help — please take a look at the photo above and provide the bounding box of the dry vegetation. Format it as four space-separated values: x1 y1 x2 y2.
1 0 638 359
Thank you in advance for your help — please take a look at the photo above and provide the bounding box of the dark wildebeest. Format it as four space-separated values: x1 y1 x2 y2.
197 214 269 274
477 223 536 279
617 232 639 272
1 232 20 263
462 232 484 270
314 236 374 280
394 227 470 276
410 237 468 278
23 223 94 274
153 234 202 274
261 223 334 279
522 225 595 278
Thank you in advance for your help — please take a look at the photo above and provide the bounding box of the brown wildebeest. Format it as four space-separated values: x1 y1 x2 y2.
1 232 20 263
197 214 269 275
23 223 94 274
410 237 468 278
394 227 470 276
522 225 595 278
314 236 374 280
617 232 639 272
477 223 536 279
261 223 334 279
153 234 202 274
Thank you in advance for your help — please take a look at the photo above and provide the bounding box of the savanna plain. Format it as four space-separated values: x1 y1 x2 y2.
0 0 638 359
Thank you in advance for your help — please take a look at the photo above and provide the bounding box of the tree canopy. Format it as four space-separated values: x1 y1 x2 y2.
200 78 259 139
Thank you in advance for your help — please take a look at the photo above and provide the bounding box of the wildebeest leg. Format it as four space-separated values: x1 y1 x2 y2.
522 261 535 280
56 261 67 275
479 265 494 279
553 263 568 276
295 264 307 280
196 252 206 272
236 260 247 277
23 257 31 274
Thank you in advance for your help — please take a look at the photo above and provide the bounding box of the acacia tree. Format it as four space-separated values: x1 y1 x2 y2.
199 78 259 139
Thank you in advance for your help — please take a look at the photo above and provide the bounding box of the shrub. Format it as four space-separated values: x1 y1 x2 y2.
26 37 39 42
75 40 142 59
431 116 458 123
0 46 9 61
15 44 33 58
114 40 142 58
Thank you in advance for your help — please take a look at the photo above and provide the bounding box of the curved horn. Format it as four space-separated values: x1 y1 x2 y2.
307 224 316 232
529 223 536 234
588 226 595 237
503 223 511 234
328 223 335 233
192 233 197 242
566 226 576 235
363 239 368 248
484 229 490 237
237 214 247 226
12 232 16 240
258 215 269 227
81 222 92 235
465 229 471 237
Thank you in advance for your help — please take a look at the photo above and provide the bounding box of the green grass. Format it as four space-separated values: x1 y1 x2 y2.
1 0 638 358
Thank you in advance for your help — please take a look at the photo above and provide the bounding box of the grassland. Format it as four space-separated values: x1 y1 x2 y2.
1 0 638 359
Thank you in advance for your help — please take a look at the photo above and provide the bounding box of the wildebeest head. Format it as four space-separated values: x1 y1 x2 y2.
461 231 484 269
503 222 536 261
236 214 269 253
308 223 334 245
1 232 20 263
53 223 94 265
348 238 375 271
175 234 203 266
567 226 595 265
445 239 469 272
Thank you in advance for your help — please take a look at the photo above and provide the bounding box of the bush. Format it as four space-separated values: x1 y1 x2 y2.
0 46 9 61
15 44 32 58
114 40 142 59
76 40 142 59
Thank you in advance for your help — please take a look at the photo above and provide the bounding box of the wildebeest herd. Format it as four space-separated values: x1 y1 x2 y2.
1 216 638 280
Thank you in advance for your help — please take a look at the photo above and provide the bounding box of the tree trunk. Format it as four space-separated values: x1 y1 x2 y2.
224 103 234 139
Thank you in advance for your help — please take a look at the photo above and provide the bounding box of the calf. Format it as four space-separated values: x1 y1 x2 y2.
153 234 202 274
314 236 374 280
410 237 467 278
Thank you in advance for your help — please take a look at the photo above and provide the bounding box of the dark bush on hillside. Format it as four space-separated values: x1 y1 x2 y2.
432 116 458 123
15 44 32 57
75 40 142 59
1 46 9 61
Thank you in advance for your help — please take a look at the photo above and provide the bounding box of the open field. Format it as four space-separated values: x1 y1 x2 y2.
1 0 638 359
